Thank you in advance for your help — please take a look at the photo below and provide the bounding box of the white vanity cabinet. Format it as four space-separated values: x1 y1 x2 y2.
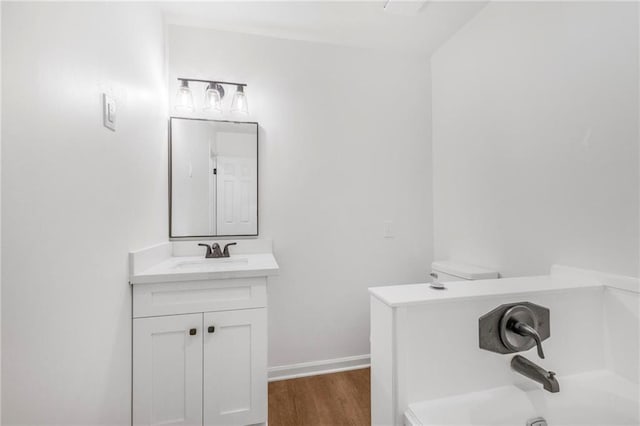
203 309 267 425
133 313 204 425
132 276 270 426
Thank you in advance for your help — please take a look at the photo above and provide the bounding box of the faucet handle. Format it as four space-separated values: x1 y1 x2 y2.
499 304 549 359
480 302 550 358
223 242 237 257
197 243 212 257
511 321 545 359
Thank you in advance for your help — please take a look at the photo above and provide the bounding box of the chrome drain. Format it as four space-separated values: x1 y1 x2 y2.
526 417 548 426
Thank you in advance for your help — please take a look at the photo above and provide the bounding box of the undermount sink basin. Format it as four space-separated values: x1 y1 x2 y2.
173 257 249 270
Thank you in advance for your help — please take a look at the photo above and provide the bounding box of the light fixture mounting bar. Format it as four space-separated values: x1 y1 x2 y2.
178 78 247 88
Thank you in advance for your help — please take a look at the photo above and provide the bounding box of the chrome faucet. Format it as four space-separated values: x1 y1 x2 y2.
511 355 560 393
198 242 237 258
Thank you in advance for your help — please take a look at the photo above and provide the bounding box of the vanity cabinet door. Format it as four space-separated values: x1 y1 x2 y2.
133 314 203 426
203 308 267 426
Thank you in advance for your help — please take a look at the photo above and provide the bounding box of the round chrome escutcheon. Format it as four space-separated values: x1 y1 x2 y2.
499 305 538 352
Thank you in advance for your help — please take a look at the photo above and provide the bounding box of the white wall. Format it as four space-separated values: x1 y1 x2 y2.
2 3 166 424
0 2 3 418
0 6 2 423
432 2 639 278
168 26 433 368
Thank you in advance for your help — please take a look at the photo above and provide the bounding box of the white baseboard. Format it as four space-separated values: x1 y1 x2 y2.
268 354 370 382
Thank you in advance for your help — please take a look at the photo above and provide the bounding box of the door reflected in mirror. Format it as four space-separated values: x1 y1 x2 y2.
170 117 258 238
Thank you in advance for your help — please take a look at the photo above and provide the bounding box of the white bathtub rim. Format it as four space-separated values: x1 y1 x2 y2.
369 264 639 308
550 264 640 294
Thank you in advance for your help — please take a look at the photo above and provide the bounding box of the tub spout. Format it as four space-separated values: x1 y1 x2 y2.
511 355 560 393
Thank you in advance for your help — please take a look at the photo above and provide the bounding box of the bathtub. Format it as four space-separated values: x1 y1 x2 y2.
370 265 639 426
404 370 639 426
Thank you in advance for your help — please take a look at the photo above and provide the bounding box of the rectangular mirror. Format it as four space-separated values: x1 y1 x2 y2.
170 117 258 238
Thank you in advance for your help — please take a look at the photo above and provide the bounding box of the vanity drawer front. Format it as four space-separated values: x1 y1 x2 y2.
133 277 267 318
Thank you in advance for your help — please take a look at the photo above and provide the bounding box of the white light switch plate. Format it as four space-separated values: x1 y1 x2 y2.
102 93 116 131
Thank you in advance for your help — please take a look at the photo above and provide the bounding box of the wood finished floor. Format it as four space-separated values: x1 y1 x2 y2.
268 368 371 426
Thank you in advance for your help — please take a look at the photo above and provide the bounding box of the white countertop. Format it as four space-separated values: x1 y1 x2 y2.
130 253 279 284
368 274 603 308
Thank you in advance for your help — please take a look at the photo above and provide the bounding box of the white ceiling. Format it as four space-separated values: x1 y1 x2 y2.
159 1 488 55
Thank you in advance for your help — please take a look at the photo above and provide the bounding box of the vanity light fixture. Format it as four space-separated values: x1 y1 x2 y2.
175 78 249 115
230 85 249 115
203 83 223 113
174 80 195 112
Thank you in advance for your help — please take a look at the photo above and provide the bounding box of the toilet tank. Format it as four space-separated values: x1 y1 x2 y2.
431 261 499 282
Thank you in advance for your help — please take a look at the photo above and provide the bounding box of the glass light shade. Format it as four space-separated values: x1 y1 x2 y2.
203 84 222 113
174 81 194 112
231 85 249 115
